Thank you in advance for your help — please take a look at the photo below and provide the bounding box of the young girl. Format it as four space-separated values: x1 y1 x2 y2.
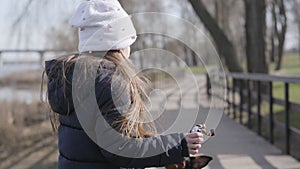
45 0 203 169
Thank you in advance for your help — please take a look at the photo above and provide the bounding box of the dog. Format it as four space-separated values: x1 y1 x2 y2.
165 155 213 169
166 124 215 169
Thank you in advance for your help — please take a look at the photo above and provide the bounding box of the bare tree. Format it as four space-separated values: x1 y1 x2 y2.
271 0 287 71
10 0 78 49
189 0 243 72
214 0 232 37
270 16 276 63
214 0 246 64
46 20 78 52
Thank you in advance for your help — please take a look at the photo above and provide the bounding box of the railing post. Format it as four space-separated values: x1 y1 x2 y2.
239 80 243 124
39 51 45 67
284 83 290 154
232 78 236 120
226 76 230 116
206 73 211 98
257 81 261 135
0 52 2 67
247 80 252 129
269 82 274 144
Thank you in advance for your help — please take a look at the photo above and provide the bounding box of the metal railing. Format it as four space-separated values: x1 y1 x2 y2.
0 49 68 66
207 72 300 155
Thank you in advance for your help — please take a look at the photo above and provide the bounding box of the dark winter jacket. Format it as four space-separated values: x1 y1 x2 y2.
45 55 189 169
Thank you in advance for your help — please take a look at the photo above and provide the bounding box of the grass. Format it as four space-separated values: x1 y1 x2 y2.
0 69 47 148
258 101 300 130
188 66 206 75
190 54 300 76
0 102 56 169
270 53 300 76
269 55 300 129
239 53 300 76
275 110 300 130
272 82 300 103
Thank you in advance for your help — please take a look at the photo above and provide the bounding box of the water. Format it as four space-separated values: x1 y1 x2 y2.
0 64 44 103
0 87 44 103
0 64 41 78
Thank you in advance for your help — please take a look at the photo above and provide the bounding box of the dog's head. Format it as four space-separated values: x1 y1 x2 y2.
166 124 214 169
189 155 213 169
165 155 213 169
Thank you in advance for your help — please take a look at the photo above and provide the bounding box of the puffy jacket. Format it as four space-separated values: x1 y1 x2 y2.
45 55 189 169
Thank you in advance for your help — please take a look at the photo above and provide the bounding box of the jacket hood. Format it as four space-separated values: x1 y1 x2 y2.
45 58 75 115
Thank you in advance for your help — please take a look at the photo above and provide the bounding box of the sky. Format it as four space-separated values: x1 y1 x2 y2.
0 0 81 50
0 0 299 53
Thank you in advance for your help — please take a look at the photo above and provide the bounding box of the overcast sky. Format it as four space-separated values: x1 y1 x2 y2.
0 0 81 50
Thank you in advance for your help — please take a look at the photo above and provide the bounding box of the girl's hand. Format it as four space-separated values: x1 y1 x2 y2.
184 132 204 155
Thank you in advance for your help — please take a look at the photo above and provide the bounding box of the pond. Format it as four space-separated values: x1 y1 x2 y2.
0 64 45 103
0 86 45 103
0 64 41 77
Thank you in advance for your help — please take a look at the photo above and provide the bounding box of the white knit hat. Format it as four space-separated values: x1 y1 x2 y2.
69 0 137 53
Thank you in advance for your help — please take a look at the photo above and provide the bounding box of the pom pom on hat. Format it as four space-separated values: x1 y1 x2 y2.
69 0 137 53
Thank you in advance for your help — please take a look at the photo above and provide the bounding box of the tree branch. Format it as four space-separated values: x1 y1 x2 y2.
11 0 35 30
189 0 243 72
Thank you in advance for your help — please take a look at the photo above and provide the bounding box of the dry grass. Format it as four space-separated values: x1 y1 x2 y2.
0 101 49 149
0 100 58 169
0 124 19 149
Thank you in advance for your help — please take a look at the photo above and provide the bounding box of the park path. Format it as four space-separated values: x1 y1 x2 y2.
1 75 300 169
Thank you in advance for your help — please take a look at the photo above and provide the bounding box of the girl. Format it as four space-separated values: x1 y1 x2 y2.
45 0 203 169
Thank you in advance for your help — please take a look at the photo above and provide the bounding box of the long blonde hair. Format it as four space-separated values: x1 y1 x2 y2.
43 51 156 138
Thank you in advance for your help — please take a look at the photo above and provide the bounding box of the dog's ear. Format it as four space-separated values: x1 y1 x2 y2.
191 155 213 169
165 160 186 169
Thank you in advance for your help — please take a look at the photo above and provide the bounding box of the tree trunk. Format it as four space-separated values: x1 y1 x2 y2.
244 0 268 73
192 52 198 66
270 5 276 63
270 31 276 63
189 0 243 72
274 0 287 71
215 0 220 24
291 0 300 64
298 23 300 63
